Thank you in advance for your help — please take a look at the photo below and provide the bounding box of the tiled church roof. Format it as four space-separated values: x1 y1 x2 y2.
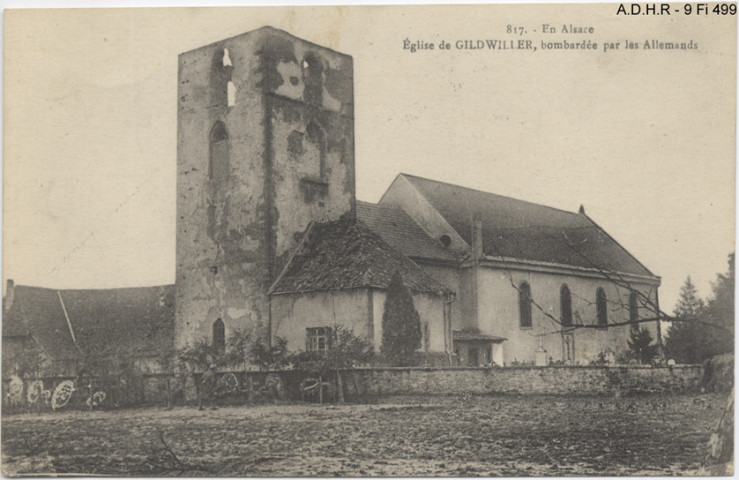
270 219 454 296
356 201 457 263
395 174 655 277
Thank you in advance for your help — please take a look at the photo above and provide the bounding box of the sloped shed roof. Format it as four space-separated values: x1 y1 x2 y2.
2 284 175 361
3 286 80 360
356 201 457 263
270 219 453 296
397 174 655 277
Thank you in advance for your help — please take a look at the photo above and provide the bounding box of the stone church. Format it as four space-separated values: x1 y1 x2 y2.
173 26 661 366
3 26 662 376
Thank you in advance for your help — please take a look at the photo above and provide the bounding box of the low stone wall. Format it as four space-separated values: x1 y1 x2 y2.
2 365 705 413
342 365 704 397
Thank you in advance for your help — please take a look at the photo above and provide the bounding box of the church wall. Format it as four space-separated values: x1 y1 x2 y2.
270 289 371 353
416 262 465 330
271 288 447 355
476 267 659 365
269 94 355 265
419 262 490 334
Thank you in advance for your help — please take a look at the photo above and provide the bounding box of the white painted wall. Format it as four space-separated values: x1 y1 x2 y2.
271 288 448 354
476 268 659 365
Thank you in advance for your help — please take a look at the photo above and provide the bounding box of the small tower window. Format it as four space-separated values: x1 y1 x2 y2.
439 234 452 248
519 281 532 328
596 288 608 328
213 319 225 351
209 121 229 181
302 53 323 105
305 122 326 178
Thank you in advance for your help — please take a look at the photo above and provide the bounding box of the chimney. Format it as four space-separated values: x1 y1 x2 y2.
4 279 15 311
578 204 586 214
472 218 484 260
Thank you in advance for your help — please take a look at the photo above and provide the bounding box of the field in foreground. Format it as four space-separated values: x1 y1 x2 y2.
1 393 727 476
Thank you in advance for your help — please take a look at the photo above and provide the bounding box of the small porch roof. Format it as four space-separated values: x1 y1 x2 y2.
453 330 507 343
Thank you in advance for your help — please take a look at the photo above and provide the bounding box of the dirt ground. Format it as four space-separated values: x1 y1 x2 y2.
1 393 727 476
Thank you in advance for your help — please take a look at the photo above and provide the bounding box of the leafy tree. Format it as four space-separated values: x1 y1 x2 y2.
381 271 422 366
665 256 735 364
704 253 734 355
177 338 225 370
674 276 705 318
325 325 375 368
223 328 255 370
249 336 289 371
665 277 707 363
291 324 374 375
627 327 659 364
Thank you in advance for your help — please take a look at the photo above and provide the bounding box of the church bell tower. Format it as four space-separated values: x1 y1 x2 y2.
175 27 356 348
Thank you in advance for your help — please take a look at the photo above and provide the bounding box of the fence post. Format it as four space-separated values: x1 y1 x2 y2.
166 377 172 409
337 371 344 403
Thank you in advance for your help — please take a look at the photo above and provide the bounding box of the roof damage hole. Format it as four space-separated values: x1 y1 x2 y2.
211 47 234 107
290 76 299 86
227 81 236 107
222 48 232 67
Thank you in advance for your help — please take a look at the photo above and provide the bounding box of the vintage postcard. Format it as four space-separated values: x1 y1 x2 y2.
2 3 735 476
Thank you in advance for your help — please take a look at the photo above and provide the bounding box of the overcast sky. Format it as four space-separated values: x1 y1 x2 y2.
3 4 736 312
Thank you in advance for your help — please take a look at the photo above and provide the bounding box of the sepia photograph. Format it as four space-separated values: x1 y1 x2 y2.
1 3 735 476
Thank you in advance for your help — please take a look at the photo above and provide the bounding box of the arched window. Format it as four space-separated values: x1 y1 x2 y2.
596 288 608 328
519 282 532 328
209 121 229 181
560 284 572 326
213 319 225 351
629 292 639 333
302 53 323 105
306 122 325 178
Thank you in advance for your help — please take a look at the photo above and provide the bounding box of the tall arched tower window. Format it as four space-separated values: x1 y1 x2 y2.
306 122 325 178
560 284 572 326
596 288 608 328
629 292 639 333
519 282 532 328
209 121 230 181
213 318 225 351
302 53 323 105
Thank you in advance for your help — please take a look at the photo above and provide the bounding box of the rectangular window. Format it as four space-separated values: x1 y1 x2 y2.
306 327 332 353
